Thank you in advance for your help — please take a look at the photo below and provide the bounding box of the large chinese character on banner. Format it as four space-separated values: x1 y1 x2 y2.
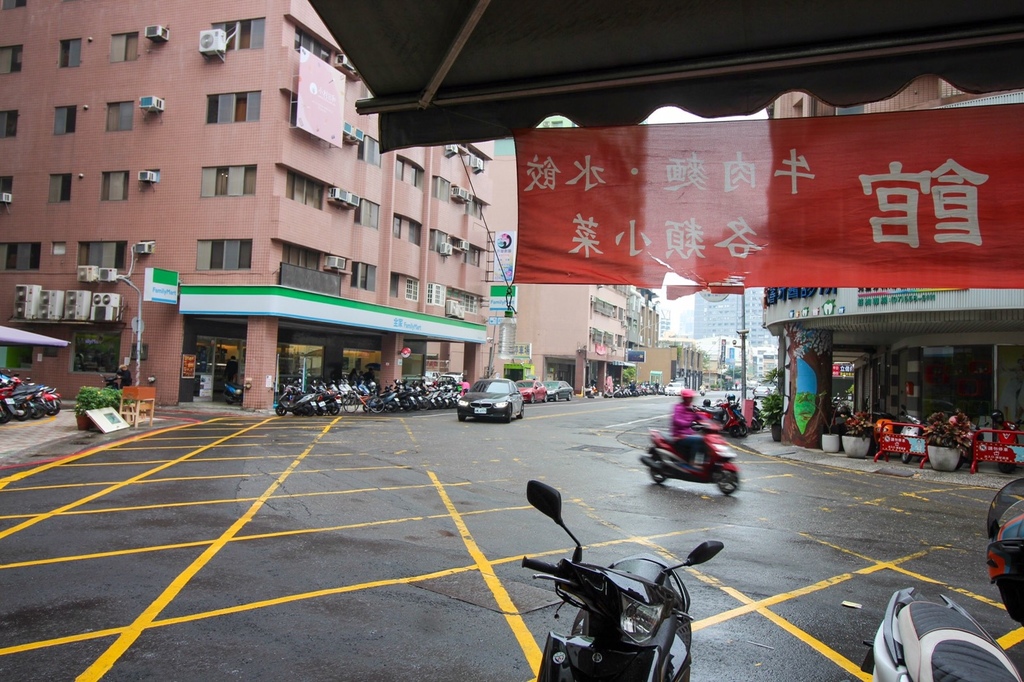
513 104 1024 288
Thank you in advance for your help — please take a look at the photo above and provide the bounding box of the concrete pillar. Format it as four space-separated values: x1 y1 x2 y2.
242 316 278 411
381 333 403 387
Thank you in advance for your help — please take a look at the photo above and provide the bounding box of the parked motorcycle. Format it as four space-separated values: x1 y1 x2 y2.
521 479 724 681
223 381 244 405
696 396 748 438
641 422 740 495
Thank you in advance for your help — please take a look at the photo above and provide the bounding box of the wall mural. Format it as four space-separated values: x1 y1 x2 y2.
782 323 833 448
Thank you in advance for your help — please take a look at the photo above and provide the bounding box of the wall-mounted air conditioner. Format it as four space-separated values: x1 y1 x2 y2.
342 121 364 145
324 255 348 271
450 186 471 203
454 240 470 251
443 144 460 158
334 53 357 74
77 265 99 282
91 292 121 322
199 29 227 56
469 156 485 174
14 284 42 320
134 241 156 254
438 243 453 256
139 96 165 112
327 187 360 208
98 268 119 282
40 290 65 320
138 170 159 183
65 290 92 320
0 192 11 204
445 300 464 319
144 25 170 42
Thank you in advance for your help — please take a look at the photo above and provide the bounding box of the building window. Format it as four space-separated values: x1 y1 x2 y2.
405 277 419 301
294 28 330 61
395 158 423 188
59 38 81 67
1 45 23 73
465 197 485 219
197 239 253 270
464 245 482 267
207 92 261 123
0 175 11 194
48 173 72 202
429 229 449 252
0 109 16 138
101 171 129 201
282 243 319 270
426 282 445 307
285 171 323 208
407 221 421 246
2 0 27 9
355 199 379 228
106 102 134 132
392 215 422 244
212 18 265 50
392 215 402 238
78 241 127 268
351 262 376 291
389 273 400 298
54 105 76 134
109 32 139 62
446 289 479 314
201 166 257 197
71 332 121 373
432 176 450 202
358 136 381 166
1 242 40 270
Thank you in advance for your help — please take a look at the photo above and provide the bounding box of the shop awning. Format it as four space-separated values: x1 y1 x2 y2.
309 0 1024 151
0 325 69 348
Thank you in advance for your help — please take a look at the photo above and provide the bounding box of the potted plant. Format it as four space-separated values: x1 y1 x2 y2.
841 411 873 458
760 392 784 442
821 403 841 453
923 410 974 471
73 386 122 430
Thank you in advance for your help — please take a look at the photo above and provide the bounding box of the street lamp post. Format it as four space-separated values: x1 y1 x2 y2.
117 275 143 387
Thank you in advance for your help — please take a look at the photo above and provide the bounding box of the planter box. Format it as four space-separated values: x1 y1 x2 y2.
842 435 871 458
821 433 841 453
928 445 961 471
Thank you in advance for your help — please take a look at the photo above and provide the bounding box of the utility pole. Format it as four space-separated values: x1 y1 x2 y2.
117 275 143 387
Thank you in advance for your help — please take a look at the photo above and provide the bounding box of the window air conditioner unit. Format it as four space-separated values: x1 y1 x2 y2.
0 192 11 204
91 292 122 321
333 53 357 74
40 290 65 320
324 255 348 271
65 290 92 320
134 241 156 254
199 29 228 56
454 239 470 251
450 186 471 203
145 25 170 42
327 187 359 208
98 268 119 282
443 144 460 158
342 121 364 145
437 243 453 256
77 265 99 283
138 170 159 183
445 300 464 319
469 156 485 174
139 96 165 112
14 284 42 320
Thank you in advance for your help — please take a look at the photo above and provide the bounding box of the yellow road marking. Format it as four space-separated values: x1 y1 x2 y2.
76 416 341 681
427 470 542 673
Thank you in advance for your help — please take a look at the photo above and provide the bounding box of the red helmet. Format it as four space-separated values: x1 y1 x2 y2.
681 389 696 402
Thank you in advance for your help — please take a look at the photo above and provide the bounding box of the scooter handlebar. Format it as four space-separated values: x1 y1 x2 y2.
521 556 560 575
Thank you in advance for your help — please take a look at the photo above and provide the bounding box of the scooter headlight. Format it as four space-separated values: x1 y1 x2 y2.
619 594 664 644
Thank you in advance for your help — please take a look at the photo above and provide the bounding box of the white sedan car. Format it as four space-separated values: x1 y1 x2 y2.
752 384 773 398
665 381 686 396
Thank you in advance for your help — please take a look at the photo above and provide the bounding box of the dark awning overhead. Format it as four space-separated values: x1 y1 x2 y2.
308 0 1024 151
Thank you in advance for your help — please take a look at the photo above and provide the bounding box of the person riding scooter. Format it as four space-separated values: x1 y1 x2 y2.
671 389 708 463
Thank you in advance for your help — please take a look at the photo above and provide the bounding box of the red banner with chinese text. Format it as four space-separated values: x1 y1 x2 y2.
513 104 1024 287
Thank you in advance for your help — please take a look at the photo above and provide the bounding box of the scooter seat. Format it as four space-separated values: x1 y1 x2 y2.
897 601 1020 682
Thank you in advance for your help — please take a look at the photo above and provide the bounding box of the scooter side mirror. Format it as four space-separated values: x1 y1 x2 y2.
527 480 563 525
684 540 724 567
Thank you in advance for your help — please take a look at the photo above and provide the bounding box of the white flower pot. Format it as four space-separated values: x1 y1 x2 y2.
927 445 961 472
842 435 871 459
821 434 841 453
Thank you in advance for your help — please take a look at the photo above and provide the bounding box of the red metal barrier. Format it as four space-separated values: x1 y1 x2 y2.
873 421 928 467
971 429 1024 474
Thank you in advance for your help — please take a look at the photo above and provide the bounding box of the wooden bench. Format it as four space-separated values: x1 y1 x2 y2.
119 386 156 427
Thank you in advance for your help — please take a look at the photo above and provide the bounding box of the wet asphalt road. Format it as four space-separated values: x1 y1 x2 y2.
1 395 1022 681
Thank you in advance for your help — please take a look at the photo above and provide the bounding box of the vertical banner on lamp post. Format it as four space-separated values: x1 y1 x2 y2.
144 268 179 304
492 231 516 283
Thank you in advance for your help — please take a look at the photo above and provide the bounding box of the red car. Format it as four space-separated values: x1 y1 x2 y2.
516 379 548 403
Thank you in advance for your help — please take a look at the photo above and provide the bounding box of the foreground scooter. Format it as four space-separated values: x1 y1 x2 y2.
641 422 740 495
521 480 723 681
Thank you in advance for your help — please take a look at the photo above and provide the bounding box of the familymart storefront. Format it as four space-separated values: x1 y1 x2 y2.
178 285 487 409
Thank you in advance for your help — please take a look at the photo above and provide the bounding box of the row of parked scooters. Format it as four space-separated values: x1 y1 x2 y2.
0 370 62 423
274 377 465 416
